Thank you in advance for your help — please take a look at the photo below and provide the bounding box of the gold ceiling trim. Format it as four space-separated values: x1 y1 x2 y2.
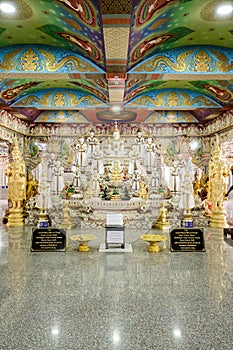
133 49 233 73
0 48 99 73
130 91 220 108
13 91 102 108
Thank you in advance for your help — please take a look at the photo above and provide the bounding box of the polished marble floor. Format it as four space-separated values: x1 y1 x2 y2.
0 213 233 349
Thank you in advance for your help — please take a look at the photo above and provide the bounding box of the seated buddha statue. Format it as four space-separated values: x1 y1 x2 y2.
138 180 149 199
110 162 122 182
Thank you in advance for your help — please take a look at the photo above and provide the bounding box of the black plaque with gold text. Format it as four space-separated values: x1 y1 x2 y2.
170 228 205 252
31 228 66 252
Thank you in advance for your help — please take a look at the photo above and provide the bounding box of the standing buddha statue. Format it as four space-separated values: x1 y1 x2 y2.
208 135 228 228
5 138 26 226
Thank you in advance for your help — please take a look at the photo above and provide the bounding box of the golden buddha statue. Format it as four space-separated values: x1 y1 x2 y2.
26 172 38 200
138 180 148 199
110 162 122 182
152 201 170 230
192 170 201 206
5 138 26 226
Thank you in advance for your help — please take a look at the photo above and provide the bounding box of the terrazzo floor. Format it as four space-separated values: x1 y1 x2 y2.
0 214 233 349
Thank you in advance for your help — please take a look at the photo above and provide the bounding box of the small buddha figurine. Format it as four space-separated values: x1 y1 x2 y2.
138 180 149 199
153 201 170 229
135 128 145 156
111 186 121 201
87 128 98 156
122 167 129 181
104 167 110 181
135 128 144 144
76 137 88 167
132 166 140 190
26 172 38 200
113 122 120 140
60 201 76 229
110 162 122 182
192 170 201 206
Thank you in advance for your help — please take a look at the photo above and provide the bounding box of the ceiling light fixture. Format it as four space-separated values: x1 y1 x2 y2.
216 4 233 15
112 105 121 113
114 76 119 85
0 2 16 13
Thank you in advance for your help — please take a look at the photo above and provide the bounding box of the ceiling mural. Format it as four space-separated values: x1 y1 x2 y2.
34 110 88 123
125 80 233 106
11 89 107 109
0 78 108 105
128 46 233 74
145 111 199 123
0 0 232 126
0 46 105 73
128 0 233 70
125 89 222 109
0 0 106 69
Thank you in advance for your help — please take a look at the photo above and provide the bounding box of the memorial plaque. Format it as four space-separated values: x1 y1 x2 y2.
105 226 125 249
31 228 66 252
170 228 205 252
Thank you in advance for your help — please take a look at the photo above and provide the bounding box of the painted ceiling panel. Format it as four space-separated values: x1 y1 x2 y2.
145 110 199 123
0 0 106 70
35 110 88 123
128 46 233 74
128 0 233 70
125 88 222 109
11 89 107 109
0 78 108 105
125 80 233 106
0 0 232 125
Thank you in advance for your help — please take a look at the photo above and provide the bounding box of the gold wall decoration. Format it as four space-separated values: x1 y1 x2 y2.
133 48 232 73
0 47 99 73
13 91 102 107
211 49 233 73
38 49 99 73
54 91 66 107
134 50 191 72
129 91 219 107
193 49 211 72
20 48 39 71
0 48 22 70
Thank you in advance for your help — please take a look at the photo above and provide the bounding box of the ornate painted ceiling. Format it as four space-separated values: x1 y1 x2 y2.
0 0 232 125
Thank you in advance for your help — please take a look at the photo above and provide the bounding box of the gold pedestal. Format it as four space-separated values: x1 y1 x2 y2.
208 208 228 228
70 234 96 252
140 234 167 253
6 208 24 227
152 221 170 230
110 195 121 201
60 219 76 230
152 215 170 230
183 210 192 221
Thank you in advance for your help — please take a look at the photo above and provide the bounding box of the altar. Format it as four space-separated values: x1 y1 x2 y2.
69 196 162 229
